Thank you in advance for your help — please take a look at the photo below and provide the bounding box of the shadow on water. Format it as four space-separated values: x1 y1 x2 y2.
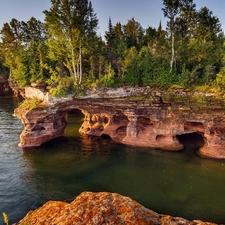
20 113 225 224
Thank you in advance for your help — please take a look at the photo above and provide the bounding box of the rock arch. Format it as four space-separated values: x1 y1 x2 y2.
13 87 225 159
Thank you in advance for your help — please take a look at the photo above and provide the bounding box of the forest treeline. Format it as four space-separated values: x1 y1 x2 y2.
0 0 225 96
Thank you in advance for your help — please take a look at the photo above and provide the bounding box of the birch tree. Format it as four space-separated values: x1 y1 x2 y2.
44 0 98 85
162 0 179 71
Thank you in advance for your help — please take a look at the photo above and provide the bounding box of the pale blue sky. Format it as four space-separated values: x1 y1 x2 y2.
0 0 224 38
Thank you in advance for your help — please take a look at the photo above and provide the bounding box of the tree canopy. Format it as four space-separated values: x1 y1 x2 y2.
0 0 224 95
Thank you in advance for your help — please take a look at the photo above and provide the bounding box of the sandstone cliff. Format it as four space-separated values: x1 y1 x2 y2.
14 191 217 225
13 86 225 159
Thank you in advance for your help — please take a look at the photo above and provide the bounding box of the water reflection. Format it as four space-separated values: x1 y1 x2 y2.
20 111 225 224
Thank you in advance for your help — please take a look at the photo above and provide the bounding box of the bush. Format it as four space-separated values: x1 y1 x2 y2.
145 68 177 88
49 87 66 97
19 97 46 110
47 75 77 97
216 67 225 86
98 63 118 87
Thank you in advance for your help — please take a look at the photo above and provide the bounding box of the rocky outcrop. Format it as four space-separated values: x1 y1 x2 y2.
13 87 225 159
14 191 217 225
14 107 68 148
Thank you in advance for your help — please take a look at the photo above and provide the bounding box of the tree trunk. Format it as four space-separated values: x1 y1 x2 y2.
79 40 82 85
170 30 175 72
71 48 77 82
98 56 104 79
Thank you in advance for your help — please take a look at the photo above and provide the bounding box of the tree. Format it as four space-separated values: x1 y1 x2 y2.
22 17 47 44
0 17 47 87
123 18 144 49
174 0 196 72
175 0 196 38
0 19 26 86
44 0 98 85
162 0 179 71
122 46 140 85
105 17 115 64
186 6 223 82
88 36 106 81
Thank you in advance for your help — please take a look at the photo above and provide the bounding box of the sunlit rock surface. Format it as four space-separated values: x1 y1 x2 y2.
14 192 217 225
13 86 225 159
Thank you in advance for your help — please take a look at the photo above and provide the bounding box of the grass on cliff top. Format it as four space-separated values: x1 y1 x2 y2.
19 97 47 110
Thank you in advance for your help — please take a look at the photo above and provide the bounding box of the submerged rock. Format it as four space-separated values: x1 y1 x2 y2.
14 191 217 225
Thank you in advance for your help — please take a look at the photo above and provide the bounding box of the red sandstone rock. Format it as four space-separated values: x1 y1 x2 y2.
14 107 67 147
13 87 225 159
14 192 217 225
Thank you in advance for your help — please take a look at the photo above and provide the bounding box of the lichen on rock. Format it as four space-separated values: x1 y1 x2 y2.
14 192 217 225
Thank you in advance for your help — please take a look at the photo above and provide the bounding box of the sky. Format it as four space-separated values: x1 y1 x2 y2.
0 0 224 38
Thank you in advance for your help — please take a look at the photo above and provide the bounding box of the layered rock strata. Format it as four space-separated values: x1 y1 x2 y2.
14 191 217 225
13 87 225 159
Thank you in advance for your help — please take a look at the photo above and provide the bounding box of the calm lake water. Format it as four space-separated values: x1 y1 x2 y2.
0 95 225 224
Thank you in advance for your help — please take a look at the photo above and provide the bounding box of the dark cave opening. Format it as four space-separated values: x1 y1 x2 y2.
176 132 206 149
101 134 112 140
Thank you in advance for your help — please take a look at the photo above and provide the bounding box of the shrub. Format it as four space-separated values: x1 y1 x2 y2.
49 87 66 97
216 67 225 86
19 97 46 110
98 63 117 87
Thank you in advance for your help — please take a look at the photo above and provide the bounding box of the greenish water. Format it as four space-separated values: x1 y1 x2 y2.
0 98 225 224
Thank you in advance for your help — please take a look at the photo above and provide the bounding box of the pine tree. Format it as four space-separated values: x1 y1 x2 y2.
105 17 115 64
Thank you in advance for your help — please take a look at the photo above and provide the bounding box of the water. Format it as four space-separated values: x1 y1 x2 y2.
0 95 225 224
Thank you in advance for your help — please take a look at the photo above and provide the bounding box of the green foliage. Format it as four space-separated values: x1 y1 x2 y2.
0 1 224 91
0 17 47 87
47 75 75 97
44 0 99 85
152 69 177 88
193 85 213 92
49 87 66 97
123 47 140 86
177 65 191 87
216 67 225 86
25 39 48 84
98 63 118 87
19 97 46 110
12 54 30 87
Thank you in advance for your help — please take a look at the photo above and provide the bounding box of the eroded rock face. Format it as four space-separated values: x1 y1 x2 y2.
14 191 217 225
80 109 129 142
14 107 67 147
13 87 225 159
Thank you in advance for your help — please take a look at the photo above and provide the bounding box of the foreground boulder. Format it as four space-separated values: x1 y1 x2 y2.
14 192 216 225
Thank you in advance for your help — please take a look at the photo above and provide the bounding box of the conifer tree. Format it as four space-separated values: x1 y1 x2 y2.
105 17 115 64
